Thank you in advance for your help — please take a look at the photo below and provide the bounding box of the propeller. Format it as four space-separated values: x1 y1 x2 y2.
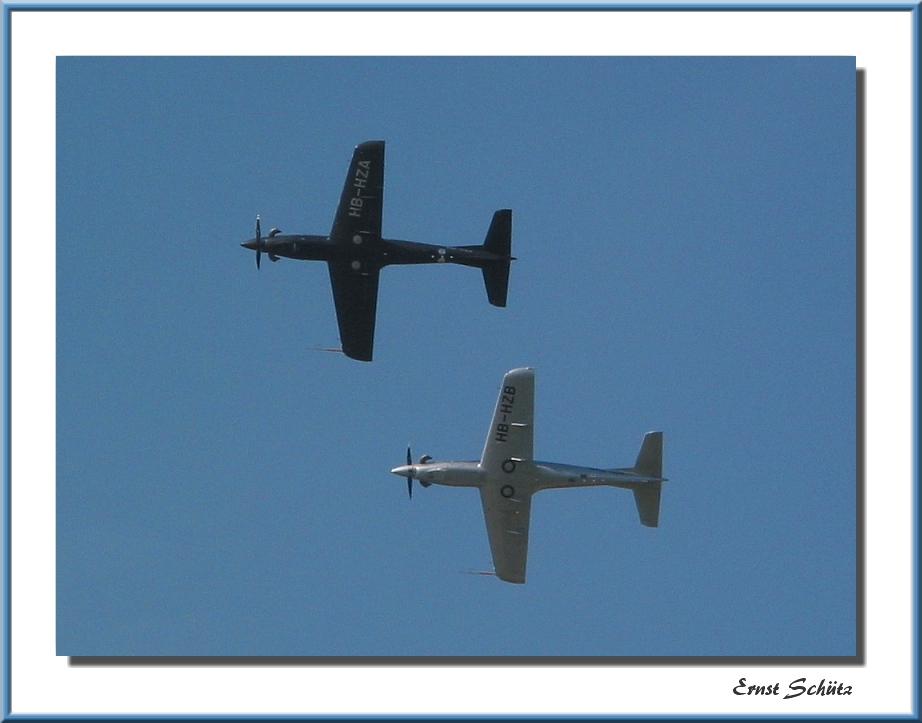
403 446 433 499
406 446 415 499
255 215 262 270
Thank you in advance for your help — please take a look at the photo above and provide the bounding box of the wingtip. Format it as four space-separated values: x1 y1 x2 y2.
341 346 373 362
507 366 535 375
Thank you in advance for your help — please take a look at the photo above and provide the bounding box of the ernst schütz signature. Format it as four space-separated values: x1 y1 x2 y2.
734 677 853 700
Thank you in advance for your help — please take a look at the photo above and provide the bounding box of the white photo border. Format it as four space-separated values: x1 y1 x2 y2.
5 4 917 718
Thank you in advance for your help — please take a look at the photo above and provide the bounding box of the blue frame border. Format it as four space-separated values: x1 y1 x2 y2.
2 1 917 720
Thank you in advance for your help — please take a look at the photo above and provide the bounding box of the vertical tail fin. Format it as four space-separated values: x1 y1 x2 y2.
480 209 513 307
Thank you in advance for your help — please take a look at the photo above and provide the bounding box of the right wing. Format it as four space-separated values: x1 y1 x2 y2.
327 260 380 362
479 486 532 584
480 367 535 473
329 140 385 244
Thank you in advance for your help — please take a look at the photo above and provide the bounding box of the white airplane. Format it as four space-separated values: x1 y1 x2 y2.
391 367 667 584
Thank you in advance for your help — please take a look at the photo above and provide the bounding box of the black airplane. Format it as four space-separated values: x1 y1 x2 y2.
241 140 514 361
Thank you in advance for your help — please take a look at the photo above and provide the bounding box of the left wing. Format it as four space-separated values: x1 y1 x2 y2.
329 140 385 244
327 260 380 362
480 367 535 474
479 486 532 584
477 367 536 583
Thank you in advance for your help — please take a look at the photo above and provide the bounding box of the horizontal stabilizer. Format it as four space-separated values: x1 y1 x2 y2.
483 209 512 257
632 481 662 527
631 432 664 527
482 263 510 308
481 209 512 307
632 431 663 479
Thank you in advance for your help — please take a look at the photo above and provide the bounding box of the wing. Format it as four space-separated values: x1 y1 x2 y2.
479 486 532 584
327 260 380 362
329 140 385 244
480 367 535 473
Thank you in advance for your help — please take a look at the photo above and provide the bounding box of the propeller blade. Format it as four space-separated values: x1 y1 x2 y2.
406 446 413 499
255 215 262 270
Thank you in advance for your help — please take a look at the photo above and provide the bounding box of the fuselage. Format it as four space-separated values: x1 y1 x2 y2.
241 234 504 269
391 459 662 494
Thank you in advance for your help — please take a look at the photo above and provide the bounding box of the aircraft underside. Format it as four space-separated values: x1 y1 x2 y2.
391 368 666 583
241 141 513 360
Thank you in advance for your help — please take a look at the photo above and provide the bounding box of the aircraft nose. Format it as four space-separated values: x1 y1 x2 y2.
241 239 257 250
391 465 414 478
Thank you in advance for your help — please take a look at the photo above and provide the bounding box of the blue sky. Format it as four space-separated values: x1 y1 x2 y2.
55 55 855 657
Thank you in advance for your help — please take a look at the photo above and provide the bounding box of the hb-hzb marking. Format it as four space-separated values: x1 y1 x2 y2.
494 385 516 442
348 160 372 219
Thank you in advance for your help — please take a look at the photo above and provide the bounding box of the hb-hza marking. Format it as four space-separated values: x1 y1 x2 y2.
348 160 372 219
494 385 516 442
